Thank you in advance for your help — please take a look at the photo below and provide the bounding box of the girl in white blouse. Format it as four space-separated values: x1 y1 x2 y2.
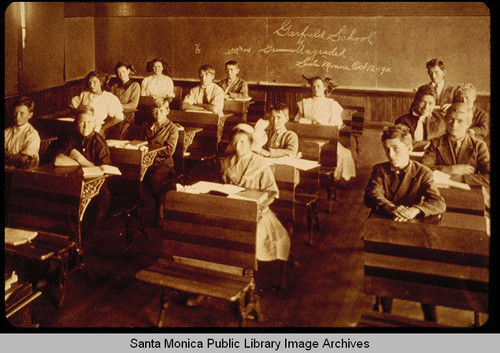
295 76 356 181
70 71 124 136
141 58 175 102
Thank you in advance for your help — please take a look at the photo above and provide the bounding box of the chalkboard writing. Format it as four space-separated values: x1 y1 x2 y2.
94 16 490 92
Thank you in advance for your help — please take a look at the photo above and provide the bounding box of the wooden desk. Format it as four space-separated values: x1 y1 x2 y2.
5 281 42 327
174 126 203 178
32 115 75 139
223 99 251 122
5 164 108 253
5 230 77 307
169 109 231 144
361 212 489 321
439 186 485 216
109 143 167 183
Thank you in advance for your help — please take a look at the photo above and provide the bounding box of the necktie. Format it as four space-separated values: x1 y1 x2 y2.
454 140 461 159
224 80 232 94
414 116 425 141
202 87 209 104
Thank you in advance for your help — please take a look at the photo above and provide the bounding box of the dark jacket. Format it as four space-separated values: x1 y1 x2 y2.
421 133 490 186
364 160 446 218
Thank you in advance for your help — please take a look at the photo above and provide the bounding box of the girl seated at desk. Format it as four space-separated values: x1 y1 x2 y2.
186 124 290 306
295 76 355 182
108 62 141 139
395 84 446 151
141 58 175 103
70 70 124 137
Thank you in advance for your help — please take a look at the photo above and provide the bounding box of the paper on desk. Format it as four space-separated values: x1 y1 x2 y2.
107 139 130 148
270 156 320 171
5 228 38 246
432 170 471 190
57 117 75 122
182 181 245 195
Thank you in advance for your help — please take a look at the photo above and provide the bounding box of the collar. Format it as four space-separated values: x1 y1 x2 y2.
151 119 170 130
271 126 287 136
389 160 410 175
448 133 466 145
201 83 214 90
119 80 133 89
13 123 30 133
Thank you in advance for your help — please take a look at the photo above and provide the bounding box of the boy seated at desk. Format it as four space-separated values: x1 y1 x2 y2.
182 64 224 115
5 96 41 169
425 58 454 108
54 105 111 239
142 98 179 224
364 125 446 321
421 102 490 187
218 60 249 100
253 102 299 158
451 83 489 144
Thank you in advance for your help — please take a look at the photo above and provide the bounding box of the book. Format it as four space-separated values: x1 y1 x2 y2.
5 228 38 246
107 139 148 150
228 189 268 204
182 181 245 195
82 164 122 177
270 156 320 171
432 170 471 190
185 109 213 114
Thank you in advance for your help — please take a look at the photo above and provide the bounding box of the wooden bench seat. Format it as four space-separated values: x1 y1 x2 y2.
135 191 262 327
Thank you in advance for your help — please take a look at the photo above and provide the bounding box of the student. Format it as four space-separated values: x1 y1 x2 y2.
182 64 224 115
295 76 356 181
425 58 454 107
185 124 290 307
142 98 179 223
395 85 446 150
421 102 490 186
141 58 175 102
109 62 141 139
364 125 446 322
5 96 41 169
254 103 298 158
70 71 124 136
218 60 249 99
452 83 489 143
54 105 111 238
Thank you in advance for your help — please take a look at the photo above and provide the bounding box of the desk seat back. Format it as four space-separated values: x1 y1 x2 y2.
161 191 259 271
270 164 298 225
361 217 490 313
285 122 338 169
6 169 83 238
168 111 225 154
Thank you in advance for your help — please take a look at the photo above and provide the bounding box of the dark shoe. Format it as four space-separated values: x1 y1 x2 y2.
186 295 206 307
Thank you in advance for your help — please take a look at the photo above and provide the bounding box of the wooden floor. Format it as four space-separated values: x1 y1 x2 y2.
20 128 485 328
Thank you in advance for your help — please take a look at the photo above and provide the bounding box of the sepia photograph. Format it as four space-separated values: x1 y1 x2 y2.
3 2 494 332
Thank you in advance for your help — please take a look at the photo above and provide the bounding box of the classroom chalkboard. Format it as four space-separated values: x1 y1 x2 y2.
94 16 490 92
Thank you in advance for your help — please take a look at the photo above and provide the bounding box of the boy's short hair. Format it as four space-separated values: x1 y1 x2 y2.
453 83 477 102
15 96 35 113
269 102 289 116
152 97 170 109
75 105 95 119
426 58 445 71
382 124 412 146
198 64 215 76
445 102 473 122
225 60 239 68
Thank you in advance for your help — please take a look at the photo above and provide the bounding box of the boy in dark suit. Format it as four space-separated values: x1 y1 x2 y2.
421 102 490 187
364 125 446 321
218 60 249 99
426 58 454 107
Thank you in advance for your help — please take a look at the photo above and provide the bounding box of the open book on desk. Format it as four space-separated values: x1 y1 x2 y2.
83 165 122 178
228 189 269 203
178 181 245 195
433 170 471 190
269 156 320 171
107 139 148 150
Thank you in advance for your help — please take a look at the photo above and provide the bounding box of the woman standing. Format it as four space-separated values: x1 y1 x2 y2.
295 76 356 181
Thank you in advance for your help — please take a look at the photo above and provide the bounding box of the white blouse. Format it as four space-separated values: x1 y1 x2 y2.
296 96 344 126
141 74 175 99
71 91 124 132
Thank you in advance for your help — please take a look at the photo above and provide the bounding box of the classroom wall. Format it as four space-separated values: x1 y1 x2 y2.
5 3 20 96
92 3 490 93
